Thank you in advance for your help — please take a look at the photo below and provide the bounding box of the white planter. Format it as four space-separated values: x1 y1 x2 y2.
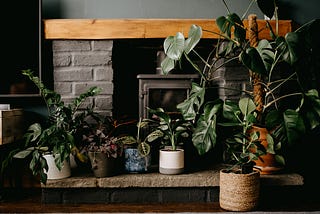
159 148 184 174
43 154 71 180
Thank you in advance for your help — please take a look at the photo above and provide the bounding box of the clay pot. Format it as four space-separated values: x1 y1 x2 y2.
250 126 283 174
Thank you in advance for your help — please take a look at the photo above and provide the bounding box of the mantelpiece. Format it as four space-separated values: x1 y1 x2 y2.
43 19 293 39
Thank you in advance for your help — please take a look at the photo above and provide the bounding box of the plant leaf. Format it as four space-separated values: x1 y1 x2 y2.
185 25 202 54
177 82 205 121
163 32 185 60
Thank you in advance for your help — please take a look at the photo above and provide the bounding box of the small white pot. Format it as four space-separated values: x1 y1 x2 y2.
159 148 184 175
43 154 71 180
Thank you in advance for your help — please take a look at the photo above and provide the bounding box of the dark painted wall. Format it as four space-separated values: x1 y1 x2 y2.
42 0 319 25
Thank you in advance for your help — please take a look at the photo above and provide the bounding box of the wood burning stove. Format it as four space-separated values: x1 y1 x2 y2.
137 74 199 119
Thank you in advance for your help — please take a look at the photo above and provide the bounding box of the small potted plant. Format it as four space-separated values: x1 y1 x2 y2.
145 107 192 175
81 116 128 177
217 97 264 211
11 69 102 184
117 118 154 173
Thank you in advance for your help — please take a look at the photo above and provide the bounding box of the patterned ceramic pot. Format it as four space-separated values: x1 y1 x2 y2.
124 148 151 173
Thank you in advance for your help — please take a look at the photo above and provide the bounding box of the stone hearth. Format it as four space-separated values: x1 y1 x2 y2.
41 164 304 204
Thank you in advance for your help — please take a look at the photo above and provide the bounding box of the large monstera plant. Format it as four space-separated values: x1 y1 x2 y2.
161 0 320 170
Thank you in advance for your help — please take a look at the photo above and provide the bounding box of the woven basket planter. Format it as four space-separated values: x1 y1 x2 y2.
219 169 260 211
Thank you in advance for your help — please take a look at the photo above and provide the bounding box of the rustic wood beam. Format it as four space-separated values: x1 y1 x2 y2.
44 19 293 40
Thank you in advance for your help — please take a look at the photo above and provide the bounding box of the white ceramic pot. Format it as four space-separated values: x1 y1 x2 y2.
159 148 184 175
43 154 71 180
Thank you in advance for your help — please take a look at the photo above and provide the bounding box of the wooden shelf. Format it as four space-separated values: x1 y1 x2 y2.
43 18 293 40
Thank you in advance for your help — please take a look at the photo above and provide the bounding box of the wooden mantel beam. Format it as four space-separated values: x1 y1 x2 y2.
44 19 293 40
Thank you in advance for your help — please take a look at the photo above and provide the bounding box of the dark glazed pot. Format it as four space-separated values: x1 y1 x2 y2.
88 151 117 177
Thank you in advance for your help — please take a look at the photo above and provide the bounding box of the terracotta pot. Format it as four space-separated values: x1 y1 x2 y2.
219 169 260 211
159 148 184 175
250 126 283 174
43 154 71 180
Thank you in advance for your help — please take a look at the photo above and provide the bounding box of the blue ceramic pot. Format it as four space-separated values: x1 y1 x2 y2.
124 148 151 173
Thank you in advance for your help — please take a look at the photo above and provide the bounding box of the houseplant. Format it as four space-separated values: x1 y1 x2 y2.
160 0 320 210
81 117 125 177
218 97 262 211
145 107 192 174
11 69 102 184
117 117 154 173
160 0 320 174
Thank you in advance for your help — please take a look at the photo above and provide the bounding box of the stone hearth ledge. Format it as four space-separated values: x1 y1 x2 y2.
42 164 304 188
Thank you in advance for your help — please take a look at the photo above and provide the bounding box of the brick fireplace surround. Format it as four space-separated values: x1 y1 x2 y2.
47 19 293 117
41 19 306 205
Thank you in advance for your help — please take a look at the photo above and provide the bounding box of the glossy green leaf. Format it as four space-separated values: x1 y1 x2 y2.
283 109 305 145
13 149 33 159
192 115 216 155
177 82 205 121
257 0 275 19
256 39 275 74
163 32 185 60
137 142 151 157
161 56 175 74
185 25 202 54
239 97 256 116
240 47 268 75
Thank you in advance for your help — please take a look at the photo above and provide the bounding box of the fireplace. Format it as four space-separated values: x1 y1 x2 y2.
137 74 199 119
111 39 207 120
51 38 245 120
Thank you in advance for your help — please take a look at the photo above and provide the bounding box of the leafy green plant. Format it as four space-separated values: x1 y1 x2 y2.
117 117 152 157
12 69 102 184
218 97 266 173
145 107 192 151
160 0 320 170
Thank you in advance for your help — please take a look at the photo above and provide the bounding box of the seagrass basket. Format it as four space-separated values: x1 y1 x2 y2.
219 169 260 211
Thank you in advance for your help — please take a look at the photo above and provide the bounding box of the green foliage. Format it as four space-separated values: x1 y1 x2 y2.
218 97 266 172
145 108 192 151
117 118 152 157
160 0 320 172
12 69 102 184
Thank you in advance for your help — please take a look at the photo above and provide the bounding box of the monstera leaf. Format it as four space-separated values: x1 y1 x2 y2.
192 100 223 155
177 82 205 121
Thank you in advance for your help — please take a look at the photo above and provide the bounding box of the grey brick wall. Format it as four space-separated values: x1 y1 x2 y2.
52 40 113 117
51 39 251 118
